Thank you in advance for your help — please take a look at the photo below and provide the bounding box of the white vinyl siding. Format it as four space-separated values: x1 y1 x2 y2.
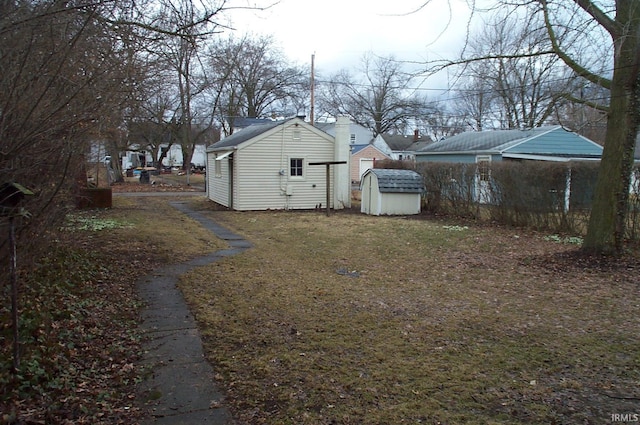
208 153 230 207
232 124 335 210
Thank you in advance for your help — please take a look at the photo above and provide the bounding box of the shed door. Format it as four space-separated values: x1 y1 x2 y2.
359 158 374 180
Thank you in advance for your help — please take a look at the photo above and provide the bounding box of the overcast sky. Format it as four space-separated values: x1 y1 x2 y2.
230 0 475 89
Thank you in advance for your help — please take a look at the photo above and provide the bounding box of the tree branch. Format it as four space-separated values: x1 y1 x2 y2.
539 0 612 90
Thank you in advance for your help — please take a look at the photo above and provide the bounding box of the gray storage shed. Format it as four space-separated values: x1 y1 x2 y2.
360 169 424 215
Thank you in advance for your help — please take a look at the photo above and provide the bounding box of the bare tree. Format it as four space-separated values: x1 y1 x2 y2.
1 0 139 231
318 53 427 137
420 104 467 141
205 34 308 134
455 11 569 129
453 75 498 131
147 0 217 183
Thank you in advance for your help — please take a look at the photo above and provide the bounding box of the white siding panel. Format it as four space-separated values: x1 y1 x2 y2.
380 193 421 215
207 153 231 207
360 173 381 214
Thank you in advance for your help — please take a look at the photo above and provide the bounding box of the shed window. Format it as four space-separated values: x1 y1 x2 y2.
214 160 222 177
293 129 301 140
290 158 303 177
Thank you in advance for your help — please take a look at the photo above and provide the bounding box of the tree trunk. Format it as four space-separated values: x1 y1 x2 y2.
583 3 640 254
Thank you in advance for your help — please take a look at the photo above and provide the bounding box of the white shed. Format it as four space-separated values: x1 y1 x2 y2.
360 169 424 215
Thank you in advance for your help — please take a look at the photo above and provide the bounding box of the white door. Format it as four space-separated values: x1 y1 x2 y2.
359 158 374 181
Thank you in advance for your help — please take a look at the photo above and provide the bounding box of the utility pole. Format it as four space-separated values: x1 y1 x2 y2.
310 53 315 126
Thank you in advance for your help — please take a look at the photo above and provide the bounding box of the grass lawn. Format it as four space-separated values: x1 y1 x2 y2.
179 201 640 425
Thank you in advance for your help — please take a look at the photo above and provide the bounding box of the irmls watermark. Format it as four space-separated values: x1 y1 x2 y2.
612 413 640 422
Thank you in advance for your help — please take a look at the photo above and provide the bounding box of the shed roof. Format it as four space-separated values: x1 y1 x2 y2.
363 169 424 193
207 120 283 151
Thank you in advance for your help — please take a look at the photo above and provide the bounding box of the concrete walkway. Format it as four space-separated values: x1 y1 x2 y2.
136 201 251 424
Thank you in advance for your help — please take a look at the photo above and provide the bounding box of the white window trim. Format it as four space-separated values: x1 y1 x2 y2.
214 151 232 178
288 156 306 180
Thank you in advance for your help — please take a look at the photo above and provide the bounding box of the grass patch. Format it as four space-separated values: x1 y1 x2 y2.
89 197 227 262
179 206 640 424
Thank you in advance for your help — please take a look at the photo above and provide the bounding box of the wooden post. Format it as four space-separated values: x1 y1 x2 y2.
309 161 347 217
325 163 330 216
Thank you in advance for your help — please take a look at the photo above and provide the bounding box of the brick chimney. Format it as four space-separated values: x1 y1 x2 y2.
413 129 420 142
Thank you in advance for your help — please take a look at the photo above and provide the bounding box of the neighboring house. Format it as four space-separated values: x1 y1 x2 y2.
360 169 424 215
415 125 603 205
316 121 392 183
120 144 207 170
316 121 374 146
350 144 391 183
206 116 351 211
415 125 603 163
378 131 432 161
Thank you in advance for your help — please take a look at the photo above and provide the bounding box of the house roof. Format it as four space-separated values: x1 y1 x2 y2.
351 144 370 154
351 144 389 157
417 126 603 160
381 133 432 151
207 120 284 151
363 169 424 193
314 122 333 133
228 117 274 129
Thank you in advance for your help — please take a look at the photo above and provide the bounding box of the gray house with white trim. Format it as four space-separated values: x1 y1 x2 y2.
415 126 603 206
415 126 603 163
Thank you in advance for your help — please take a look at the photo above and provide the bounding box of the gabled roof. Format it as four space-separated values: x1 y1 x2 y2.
351 144 370 154
351 143 389 157
417 126 603 160
207 120 286 151
207 117 335 153
363 169 424 193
